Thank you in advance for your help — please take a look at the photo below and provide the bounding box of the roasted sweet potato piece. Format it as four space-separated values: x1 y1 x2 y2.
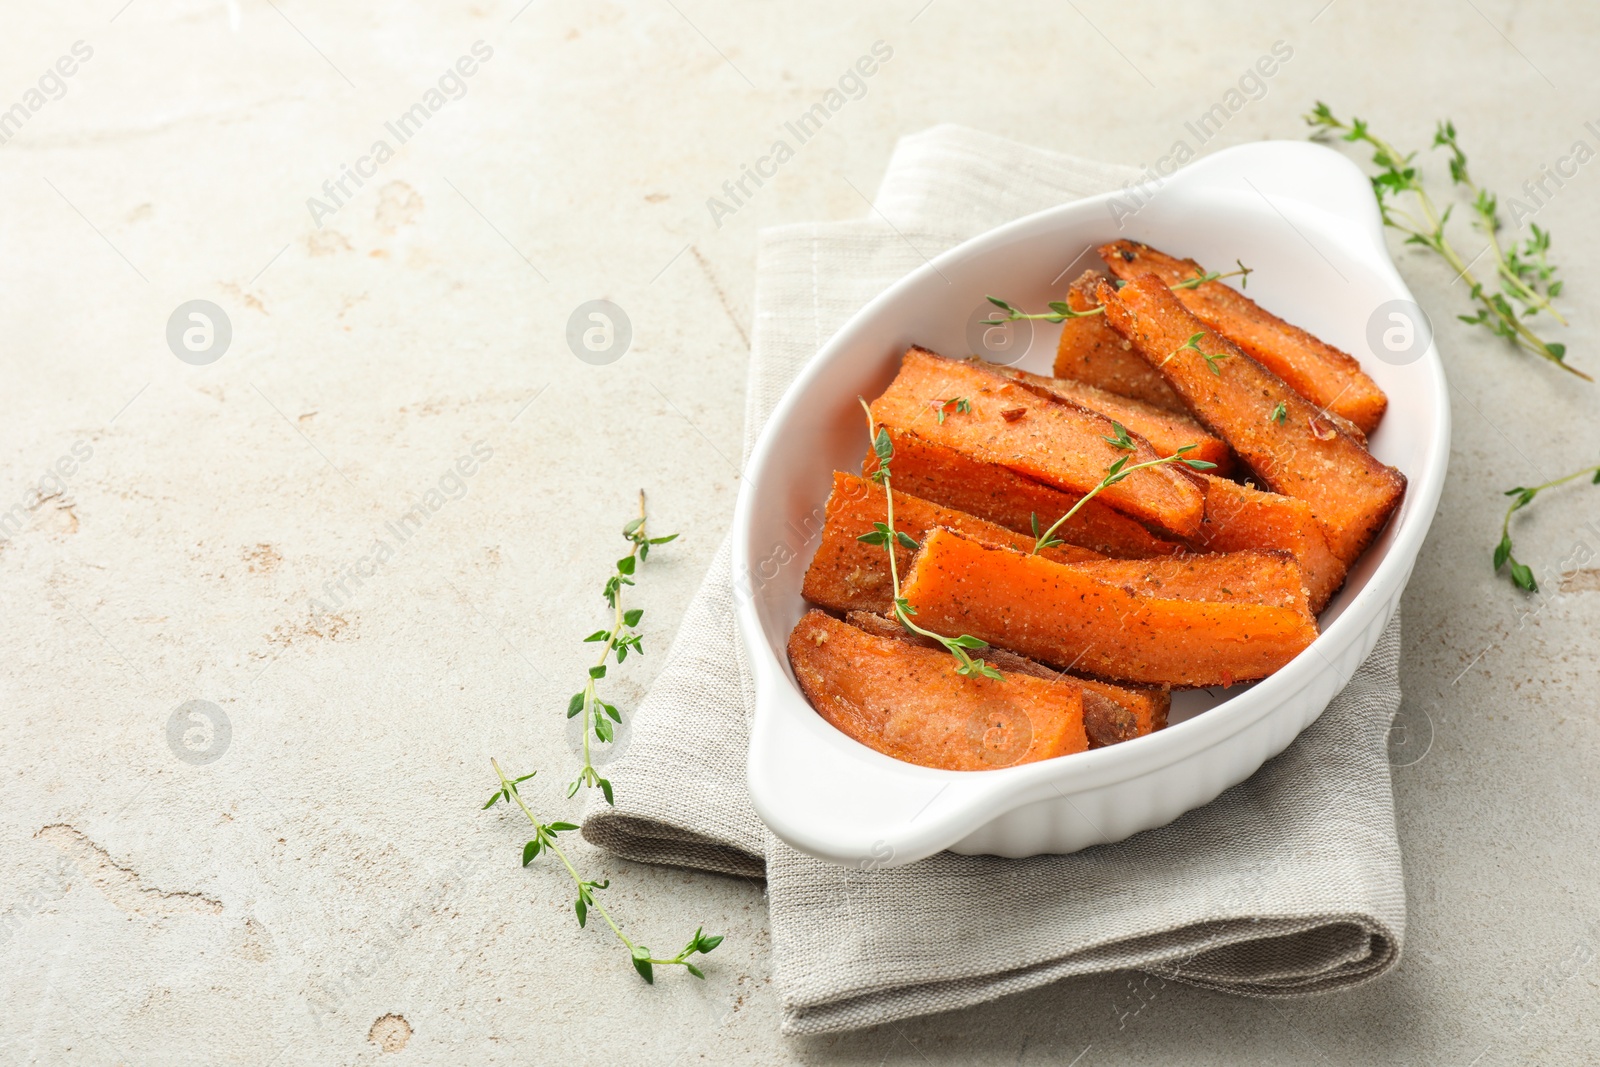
1085 696 1139 746
1100 240 1389 434
864 428 1181 560
996 364 1235 474
844 610 1169 746
901 529 1319 688
1074 674 1169 738
1070 552 1311 607
1097 275 1406 566
1053 269 1187 411
787 610 1087 770
1189 474 1346 613
870 347 1205 539
801 471 1102 615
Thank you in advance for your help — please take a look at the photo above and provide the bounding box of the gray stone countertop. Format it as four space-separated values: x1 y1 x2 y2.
2 1 1597 1063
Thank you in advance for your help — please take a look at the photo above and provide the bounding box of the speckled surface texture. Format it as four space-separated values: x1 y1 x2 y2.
2 2 1598 1063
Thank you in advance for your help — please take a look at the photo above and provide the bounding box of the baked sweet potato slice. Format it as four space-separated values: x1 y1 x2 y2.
1074 674 1169 738
1097 274 1406 566
901 528 1319 687
801 471 1102 615
1070 551 1311 608
787 610 1087 770
845 610 1169 746
996 364 1235 474
870 347 1205 539
1053 269 1187 411
865 428 1181 559
1100 240 1389 434
1189 474 1346 613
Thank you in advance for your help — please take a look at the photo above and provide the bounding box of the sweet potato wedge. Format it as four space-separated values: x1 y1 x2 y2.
1053 269 1187 411
996 363 1235 474
870 347 1205 539
901 528 1319 687
1100 240 1389 434
1070 551 1312 608
787 610 1087 770
1188 474 1346 613
864 428 1181 560
844 610 1169 746
1097 274 1406 566
801 471 1103 615
1073 674 1169 738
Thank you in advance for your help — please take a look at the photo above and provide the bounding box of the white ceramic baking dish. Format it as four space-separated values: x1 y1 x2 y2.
733 140 1448 869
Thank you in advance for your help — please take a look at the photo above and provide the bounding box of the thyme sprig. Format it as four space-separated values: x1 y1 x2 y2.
931 396 971 424
1164 330 1230 376
1101 420 1137 451
569 492 677 803
859 399 1002 680
1032 446 1217 553
1495 463 1600 592
485 760 722 982
1433 120 1567 328
1304 102 1588 381
982 262 1251 325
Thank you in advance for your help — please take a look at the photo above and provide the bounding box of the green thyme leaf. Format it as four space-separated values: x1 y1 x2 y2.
1493 532 1512 571
1101 421 1136 451
1510 561 1537 591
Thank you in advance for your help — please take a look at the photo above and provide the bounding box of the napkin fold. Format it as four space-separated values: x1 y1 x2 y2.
583 125 1406 1035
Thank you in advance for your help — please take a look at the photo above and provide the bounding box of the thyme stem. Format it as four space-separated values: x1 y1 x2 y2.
1032 447 1212 553
983 263 1252 325
486 760 721 981
1305 103 1588 381
1495 463 1600 592
859 398 1002 680
568 493 677 803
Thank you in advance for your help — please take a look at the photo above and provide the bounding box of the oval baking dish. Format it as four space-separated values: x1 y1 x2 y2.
734 140 1448 869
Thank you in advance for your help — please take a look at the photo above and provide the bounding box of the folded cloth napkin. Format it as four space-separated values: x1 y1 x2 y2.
583 124 1407 1035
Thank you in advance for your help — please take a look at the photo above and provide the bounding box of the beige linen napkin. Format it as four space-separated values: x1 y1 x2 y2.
582 124 1406 1034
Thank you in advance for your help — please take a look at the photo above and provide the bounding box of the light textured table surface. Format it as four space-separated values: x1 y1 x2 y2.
3 1 1598 1063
